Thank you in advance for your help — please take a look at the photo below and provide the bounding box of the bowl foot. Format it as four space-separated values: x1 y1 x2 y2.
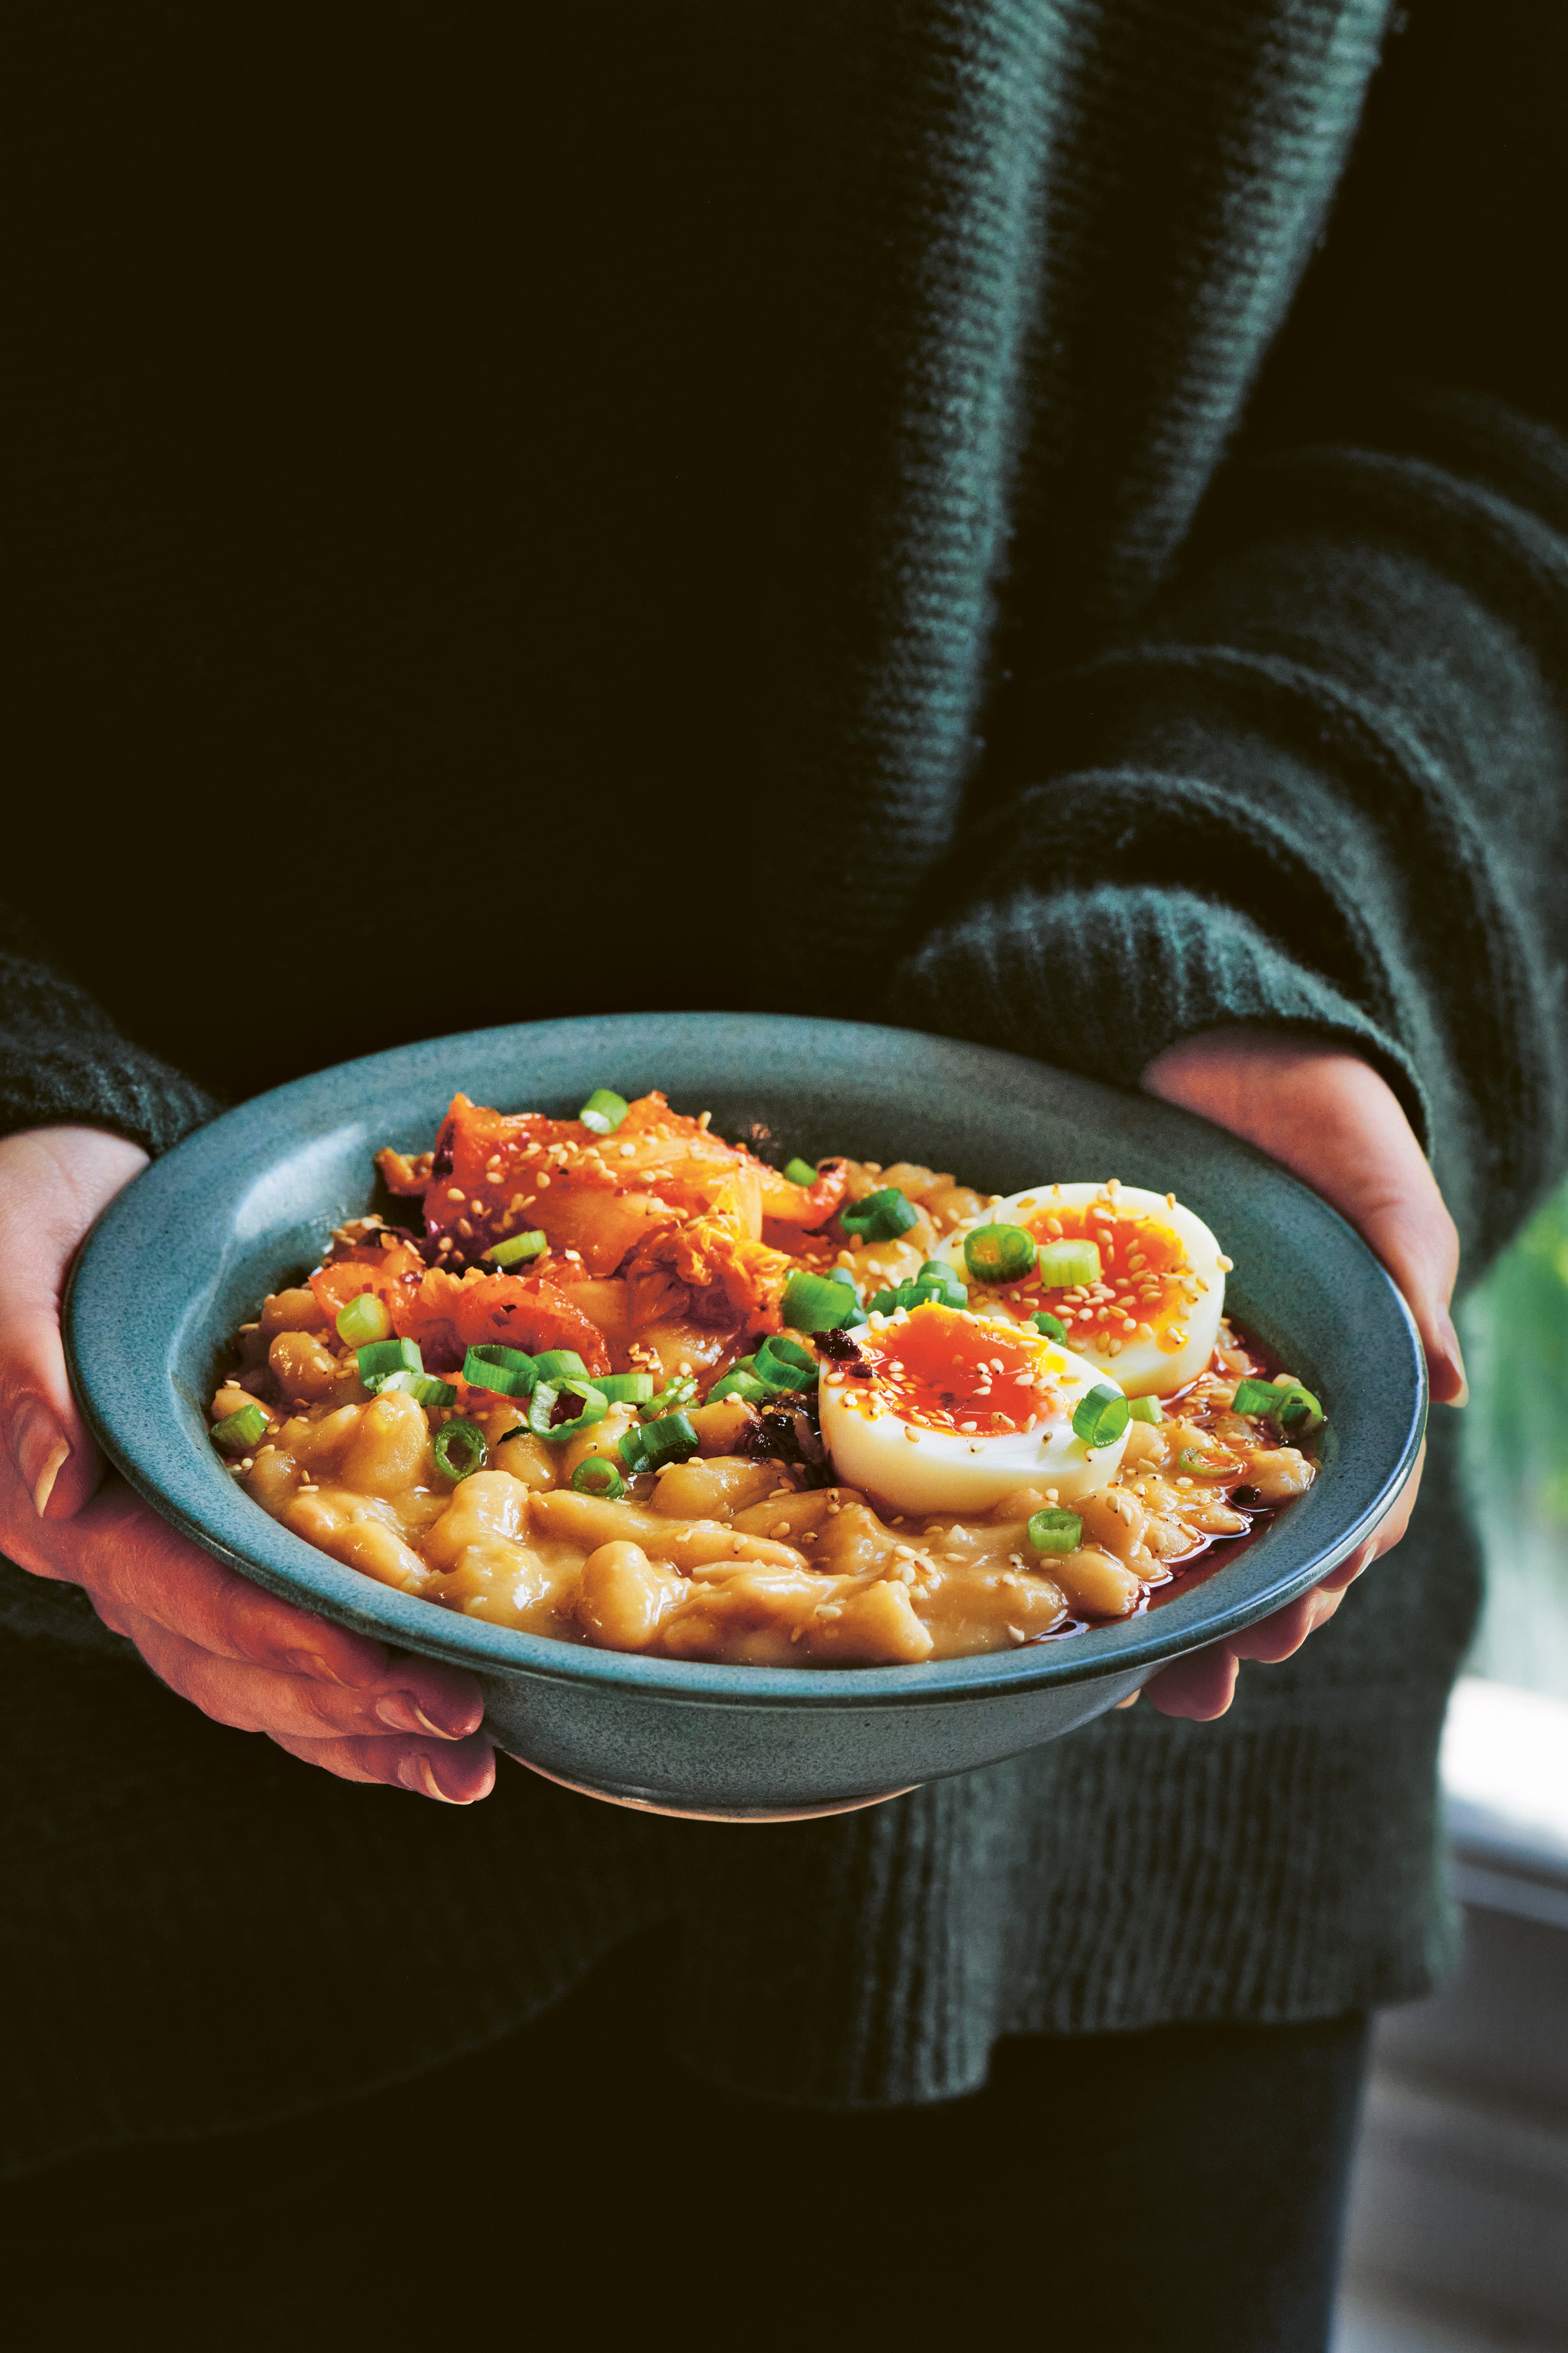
508 1755 919 1822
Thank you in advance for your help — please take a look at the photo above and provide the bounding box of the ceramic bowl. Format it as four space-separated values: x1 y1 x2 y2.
65 1014 1424 1817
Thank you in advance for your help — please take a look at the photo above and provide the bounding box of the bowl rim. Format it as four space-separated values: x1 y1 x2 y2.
64 1011 1427 1708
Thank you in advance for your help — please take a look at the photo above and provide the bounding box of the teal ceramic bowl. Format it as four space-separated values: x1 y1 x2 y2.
65 1014 1424 1818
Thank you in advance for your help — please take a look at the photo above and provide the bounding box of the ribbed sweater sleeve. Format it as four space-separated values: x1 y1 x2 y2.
0 917 215 1158
890 389 1568 1259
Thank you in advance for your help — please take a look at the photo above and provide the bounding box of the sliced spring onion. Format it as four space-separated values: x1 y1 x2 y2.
1028 1505 1083 1556
963 1224 1037 1284
867 1256 971 1315
916 1261 969 1307
335 1292 391 1347
357 1337 423 1384
572 1456 626 1499
212 1402 268 1451
1128 1394 1165 1423
578 1088 629 1135
1036 1238 1102 1289
433 1419 488 1480
1231 1376 1325 1432
1072 1384 1131 1449
708 1365 772 1405
528 1381 610 1444
784 1157 818 1188
642 1375 699 1418
867 1285 907 1316
1178 1445 1241 1480
485 1230 548 1267
531 1349 590 1384
374 1369 459 1410
753 1336 817 1394
1032 1310 1068 1343
827 1264 861 1291
462 1343 538 1397
781 1269 864 1332
841 1187 918 1243
620 1411 700 1475
595 1372 655 1405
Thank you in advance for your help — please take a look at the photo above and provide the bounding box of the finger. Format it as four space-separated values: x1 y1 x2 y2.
267 1729 496 1803
54 1477 487 1747
1143 1644 1241 1720
1311 1439 1428 1601
1363 1438 1426 1558
61 1480 393 1686
1228 1582 1348 1664
62 1483 486 1731
1227 1591 1318 1662
0 1127 149 1522
1332 1158 1466 1408
1316 1538 1376 1594
1142 1035 1467 1404
0 1300 109 1528
113 1602 485 1743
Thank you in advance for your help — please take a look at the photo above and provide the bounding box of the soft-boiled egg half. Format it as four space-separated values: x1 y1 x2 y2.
932 1181 1230 1396
818 1300 1130 1516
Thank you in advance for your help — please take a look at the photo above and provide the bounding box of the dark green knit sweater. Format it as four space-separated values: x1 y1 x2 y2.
5 1 1567 2173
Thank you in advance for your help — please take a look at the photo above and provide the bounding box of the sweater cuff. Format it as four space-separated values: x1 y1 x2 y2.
884 882 1432 1147
0 953 216 1159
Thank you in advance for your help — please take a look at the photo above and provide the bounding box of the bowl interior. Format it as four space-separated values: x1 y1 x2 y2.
65 1012 1426 1702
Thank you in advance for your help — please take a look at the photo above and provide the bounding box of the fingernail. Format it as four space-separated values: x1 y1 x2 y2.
13 1405 70 1518
398 1753 466 1803
376 1692 466 1739
286 1649 350 1685
1434 1307 1469 1407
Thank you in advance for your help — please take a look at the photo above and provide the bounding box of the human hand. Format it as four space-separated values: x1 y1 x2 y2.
1134 1030 1463 1720
0 1125 493 1801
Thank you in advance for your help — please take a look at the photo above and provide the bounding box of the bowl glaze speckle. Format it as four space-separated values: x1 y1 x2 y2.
65 1014 1425 1816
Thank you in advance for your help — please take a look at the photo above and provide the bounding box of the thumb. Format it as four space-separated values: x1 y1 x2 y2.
1142 1032 1466 1407
1336 1162 1467 1408
0 1127 149 1529
0 1300 102 1527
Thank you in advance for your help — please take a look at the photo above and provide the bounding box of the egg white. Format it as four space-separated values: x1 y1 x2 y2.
818 1306 1130 1515
933 1181 1228 1396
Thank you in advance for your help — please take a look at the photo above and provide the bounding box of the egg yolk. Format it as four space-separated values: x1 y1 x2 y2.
845 1304 1058 1436
1001 1196 1195 1357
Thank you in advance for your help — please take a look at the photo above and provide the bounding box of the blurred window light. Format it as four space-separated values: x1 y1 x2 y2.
1459 1175 1568 1700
